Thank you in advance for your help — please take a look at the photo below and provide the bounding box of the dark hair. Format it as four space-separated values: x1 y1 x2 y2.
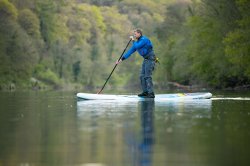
135 29 143 35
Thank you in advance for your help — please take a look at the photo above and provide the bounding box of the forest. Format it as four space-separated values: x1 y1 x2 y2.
0 0 250 91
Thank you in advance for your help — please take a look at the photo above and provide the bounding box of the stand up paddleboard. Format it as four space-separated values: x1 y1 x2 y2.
76 92 212 101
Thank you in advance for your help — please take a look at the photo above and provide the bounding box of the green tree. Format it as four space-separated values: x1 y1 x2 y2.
155 1 192 86
18 9 41 38
156 0 250 88
0 0 17 20
72 61 81 82
0 0 38 86
224 0 250 78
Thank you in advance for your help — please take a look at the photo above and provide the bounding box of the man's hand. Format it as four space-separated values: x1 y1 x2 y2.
130 36 135 41
116 59 122 65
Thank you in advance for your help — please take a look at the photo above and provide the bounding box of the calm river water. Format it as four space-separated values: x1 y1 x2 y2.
0 91 250 166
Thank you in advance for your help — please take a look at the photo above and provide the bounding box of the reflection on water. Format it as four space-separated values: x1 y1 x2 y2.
76 99 212 166
77 100 156 166
1 92 250 166
138 101 154 166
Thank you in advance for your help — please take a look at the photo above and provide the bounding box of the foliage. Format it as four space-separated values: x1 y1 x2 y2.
0 0 38 86
157 0 250 88
0 0 250 90
224 0 250 77
18 9 41 38
0 0 18 20
33 64 60 85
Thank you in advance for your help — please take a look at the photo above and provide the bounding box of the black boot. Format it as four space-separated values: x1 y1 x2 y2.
138 91 148 97
145 92 155 98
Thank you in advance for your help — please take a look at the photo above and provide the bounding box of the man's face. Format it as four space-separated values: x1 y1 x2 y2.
134 31 141 39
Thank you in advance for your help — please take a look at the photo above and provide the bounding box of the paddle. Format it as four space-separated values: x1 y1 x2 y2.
97 38 132 94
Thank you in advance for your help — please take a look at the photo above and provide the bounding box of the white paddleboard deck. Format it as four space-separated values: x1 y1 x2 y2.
76 92 212 101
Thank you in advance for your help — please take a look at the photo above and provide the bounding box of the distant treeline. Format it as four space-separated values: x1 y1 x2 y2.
0 0 249 90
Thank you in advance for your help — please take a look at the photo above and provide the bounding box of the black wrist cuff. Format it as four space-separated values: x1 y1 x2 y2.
121 57 125 61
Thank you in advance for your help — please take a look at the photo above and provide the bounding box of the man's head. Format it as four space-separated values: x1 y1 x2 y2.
134 29 142 39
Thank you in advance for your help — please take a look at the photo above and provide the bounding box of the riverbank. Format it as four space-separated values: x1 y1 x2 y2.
1 80 250 93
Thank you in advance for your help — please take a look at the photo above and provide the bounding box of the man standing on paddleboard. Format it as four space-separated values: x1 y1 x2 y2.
116 29 156 98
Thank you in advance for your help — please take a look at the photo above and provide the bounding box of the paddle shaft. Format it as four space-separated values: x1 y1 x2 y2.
97 39 132 94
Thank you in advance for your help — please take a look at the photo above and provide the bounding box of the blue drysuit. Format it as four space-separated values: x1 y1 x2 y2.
122 36 155 94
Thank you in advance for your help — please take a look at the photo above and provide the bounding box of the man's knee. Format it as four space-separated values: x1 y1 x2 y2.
144 76 152 82
140 74 145 80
